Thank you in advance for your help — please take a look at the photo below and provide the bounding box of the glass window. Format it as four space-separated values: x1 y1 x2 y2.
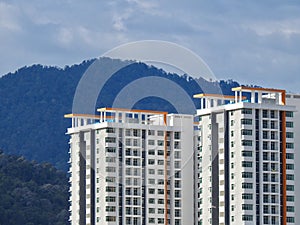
242 108 252 114
174 132 181 139
242 161 253 167
241 119 252 125
286 111 293 117
242 140 252 146
241 129 252 136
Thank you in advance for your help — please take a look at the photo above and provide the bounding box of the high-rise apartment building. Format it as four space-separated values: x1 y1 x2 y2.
65 108 195 225
195 87 296 225
66 86 296 225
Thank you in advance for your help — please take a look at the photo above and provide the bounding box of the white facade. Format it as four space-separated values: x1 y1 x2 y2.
66 108 196 225
66 86 296 225
196 87 296 225
286 94 300 224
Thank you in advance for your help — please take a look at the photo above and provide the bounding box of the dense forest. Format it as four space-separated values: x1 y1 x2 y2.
0 150 68 225
0 58 239 170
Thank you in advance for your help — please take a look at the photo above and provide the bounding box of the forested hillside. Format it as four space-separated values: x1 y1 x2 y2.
0 58 239 170
0 150 68 225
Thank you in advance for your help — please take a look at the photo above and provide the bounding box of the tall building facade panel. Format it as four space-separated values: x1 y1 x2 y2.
196 87 296 225
66 109 195 225
67 86 296 225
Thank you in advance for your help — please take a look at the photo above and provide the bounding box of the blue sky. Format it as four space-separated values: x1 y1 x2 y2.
0 0 299 92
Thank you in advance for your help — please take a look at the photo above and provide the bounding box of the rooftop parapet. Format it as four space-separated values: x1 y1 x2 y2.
194 86 286 110
232 86 286 105
193 93 247 109
65 108 168 128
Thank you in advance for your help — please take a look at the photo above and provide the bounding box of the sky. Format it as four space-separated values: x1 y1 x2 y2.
0 0 300 92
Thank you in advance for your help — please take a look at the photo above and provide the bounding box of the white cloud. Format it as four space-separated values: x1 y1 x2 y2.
0 2 21 31
0 0 299 93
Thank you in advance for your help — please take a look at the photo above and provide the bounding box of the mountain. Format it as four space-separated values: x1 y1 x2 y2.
0 150 68 225
0 57 239 170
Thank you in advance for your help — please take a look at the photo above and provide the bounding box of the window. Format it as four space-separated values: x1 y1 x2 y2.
158 179 164 185
242 140 252 146
175 200 181 207
241 129 252 136
175 161 181 169
106 156 116 163
158 160 164 165
242 172 253 178
148 179 155 185
242 204 253 210
231 120 234 126
174 151 181 159
106 166 116 172
148 159 155 165
263 131 269 139
286 132 294 138
263 110 268 118
133 139 139 146
287 185 294 191
148 218 155 223
106 196 116 202
286 164 294 170
105 137 116 143
242 108 252 114
242 151 252 157
287 174 294 180
158 199 164 204
157 140 164 146
175 171 181 178
148 140 155 145
148 130 155 135
242 183 253 189
286 143 294 149
106 147 116 153
263 120 268 128
175 209 181 217
158 218 164 224
157 189 164 195
106 186 116 192
263 195 269 203
106 216 116 222
241 119 252 125
287 217 295 223
157 130 164 136
242 161 252 167
149 208 155 214
270 110 276 118
148 169 155 175
106 127 115 133
287 196 294 202
287 206 294 212
125 138 131 146
286 111 293 117
286 121 293 128
242 215 253 221
106 206 116 212
174 141 181 149
133 129 140 137
174 132 181 139
242 193 253 199
286 153 294 159
175 190 181 198
157 150 164 156
157 169 163 175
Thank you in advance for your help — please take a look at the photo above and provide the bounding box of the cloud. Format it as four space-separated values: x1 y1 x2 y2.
0 0 299 93
0 2 22 32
